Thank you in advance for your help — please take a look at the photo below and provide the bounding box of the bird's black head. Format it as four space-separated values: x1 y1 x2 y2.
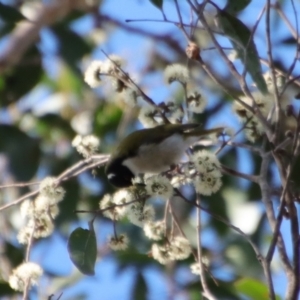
105 158 135 188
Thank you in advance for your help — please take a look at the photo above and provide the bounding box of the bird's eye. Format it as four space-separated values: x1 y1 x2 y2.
107 173 116 179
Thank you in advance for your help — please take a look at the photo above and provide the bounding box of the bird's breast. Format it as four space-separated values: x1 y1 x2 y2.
122 134 191 175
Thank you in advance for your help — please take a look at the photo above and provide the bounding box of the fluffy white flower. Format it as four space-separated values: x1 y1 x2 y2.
143 221 165 241
187 90 207 114
20 200 35 218
190 262 201 275
164 64 189 84
138 106 160 128
244 118 266 143
17 215 54 244
9 262 43 292
169 236 191 260
224 127 235 137
113 189 132 205
100 190 133 220
190 258 210 275
233 93 272 118
232 92 274 136
34 196 60 218
191 150 221 176
102 54 125 74
108 234 129 251
34 215 54 238
151 243 171 264
263 70 285 93
127 203 155 227
39 177 65 203
122 88 139 107
164 101 184 123
171 164 194 188
113 190 132 216
72 134 100 158
228 49 239 61
84 60 103 88
17 224 33 245
145 175 173 200
100 194 125 220
194 173 222 196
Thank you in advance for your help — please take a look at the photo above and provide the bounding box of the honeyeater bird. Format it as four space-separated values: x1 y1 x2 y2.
105 123 223 188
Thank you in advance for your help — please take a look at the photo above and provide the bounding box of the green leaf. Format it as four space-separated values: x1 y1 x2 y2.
149 0 163 9
4 242 24 268
0 3 26 36
225 238 261 277
67 225 97 275
0 46 43 106
0 281 16 296
0 125 41 181
132 271 147 300
235 278 281 300
55 178 80 226
51 25 92 74
217 10 268 94
187 277 240 300
0 3 25 23
94 103 123 136
224 0 251 15
280 36 297 45
117 250 154 268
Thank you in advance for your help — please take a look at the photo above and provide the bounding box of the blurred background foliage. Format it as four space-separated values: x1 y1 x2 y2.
0 0 299 299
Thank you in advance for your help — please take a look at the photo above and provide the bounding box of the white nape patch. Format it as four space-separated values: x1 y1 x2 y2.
107 173 116 179
122 133 195 175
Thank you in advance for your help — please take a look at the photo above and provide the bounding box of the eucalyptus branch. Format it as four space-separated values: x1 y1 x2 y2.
194 2 273 140
75 198 140 215
175 187 276 299
266 0 281 144
0 0 92 72
25 223 35 263
242 5 266 81
269 112 300 299
174 189 263 260
215 119 256 155
225 141 263 154
0 155 109 212
22 278 31 300
196 196 217 300
0 181 40 189
259 152 295 288
174 0 189 38
191 49 272 140
221 165 259 182
274 1 299 41
22 224 36 300
101 49 170 124
260 59 300 88
277 0 299 88
0 190 39 212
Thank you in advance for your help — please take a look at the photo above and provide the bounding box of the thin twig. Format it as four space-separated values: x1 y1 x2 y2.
259 152 294 278
0 155 109 212
196 196 217 300
266 0 280 144
0 181 40 189
174 189 262 260
221 165 259 182
22 278 31 300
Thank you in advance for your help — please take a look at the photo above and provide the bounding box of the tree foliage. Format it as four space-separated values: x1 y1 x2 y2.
0 0 299 299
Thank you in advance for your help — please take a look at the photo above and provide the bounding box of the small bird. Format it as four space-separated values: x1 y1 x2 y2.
105 123 223 188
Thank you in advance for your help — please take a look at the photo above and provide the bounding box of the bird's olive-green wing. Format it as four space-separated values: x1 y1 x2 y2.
112 123 199 159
